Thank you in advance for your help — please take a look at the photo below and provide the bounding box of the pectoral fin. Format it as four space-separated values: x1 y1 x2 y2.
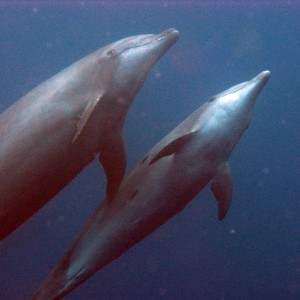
72 95 102 143
99 135 126 202
150 131 195 165
211 161 233 221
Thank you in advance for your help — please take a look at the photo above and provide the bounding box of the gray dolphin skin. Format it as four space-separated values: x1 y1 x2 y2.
32 71 270 299
0 28 179 240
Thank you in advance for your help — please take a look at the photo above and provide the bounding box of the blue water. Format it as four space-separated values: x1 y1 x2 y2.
0 1 299 299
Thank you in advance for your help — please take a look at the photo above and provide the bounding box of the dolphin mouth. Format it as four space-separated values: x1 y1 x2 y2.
252 70 271 85
246 70 271 94
107 29 179 58
213 70 271 100
133 28 179 48
151 28 180 43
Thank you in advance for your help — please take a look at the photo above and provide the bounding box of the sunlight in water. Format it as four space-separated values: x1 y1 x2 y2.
0 1 299 9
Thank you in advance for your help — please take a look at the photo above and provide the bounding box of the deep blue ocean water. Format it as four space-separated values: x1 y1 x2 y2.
0 1 299 299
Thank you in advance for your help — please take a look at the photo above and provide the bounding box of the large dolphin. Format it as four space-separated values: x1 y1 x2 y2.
32 71 270 299
0 28 179 240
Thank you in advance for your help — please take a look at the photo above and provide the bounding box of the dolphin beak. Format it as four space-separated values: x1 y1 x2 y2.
138 28 180 57
155 28 180 44
251 70 271 92
242 70 271 103
254 70 271 84
139 28 179 45
153 28 180 58
156 28 180 55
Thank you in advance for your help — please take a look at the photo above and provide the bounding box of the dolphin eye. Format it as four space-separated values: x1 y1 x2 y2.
107 49 116 56
208 96 216 103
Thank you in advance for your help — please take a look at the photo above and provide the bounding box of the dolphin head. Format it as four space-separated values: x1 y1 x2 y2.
205 71 270 135
212 71 270 126
191 71 270 160
96 28 179 101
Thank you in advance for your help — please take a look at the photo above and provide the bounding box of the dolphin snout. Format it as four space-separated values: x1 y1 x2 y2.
253 70 271 85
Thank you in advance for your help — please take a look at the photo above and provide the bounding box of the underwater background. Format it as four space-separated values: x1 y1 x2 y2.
0 1 299 299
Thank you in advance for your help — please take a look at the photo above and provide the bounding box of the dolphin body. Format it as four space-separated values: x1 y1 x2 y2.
32 71 270 299
0 29 179 240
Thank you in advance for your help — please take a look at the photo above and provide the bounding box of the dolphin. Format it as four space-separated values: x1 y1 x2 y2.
0 28 179 240
32 71 270 299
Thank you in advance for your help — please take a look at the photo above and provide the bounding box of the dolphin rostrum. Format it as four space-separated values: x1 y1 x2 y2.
32 71 270 299
0 28 179 240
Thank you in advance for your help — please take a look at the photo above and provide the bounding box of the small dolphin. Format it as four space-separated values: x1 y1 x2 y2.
32 71 270 299
0 28 179 240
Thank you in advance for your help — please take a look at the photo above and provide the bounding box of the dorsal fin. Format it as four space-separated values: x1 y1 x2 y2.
149 131 195 165
72 95 102 143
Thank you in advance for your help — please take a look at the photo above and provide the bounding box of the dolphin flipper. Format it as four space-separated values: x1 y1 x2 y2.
150 131 195 165
72 95 102 143
99 135 126 201
72 95 126 202
211 161 233 221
